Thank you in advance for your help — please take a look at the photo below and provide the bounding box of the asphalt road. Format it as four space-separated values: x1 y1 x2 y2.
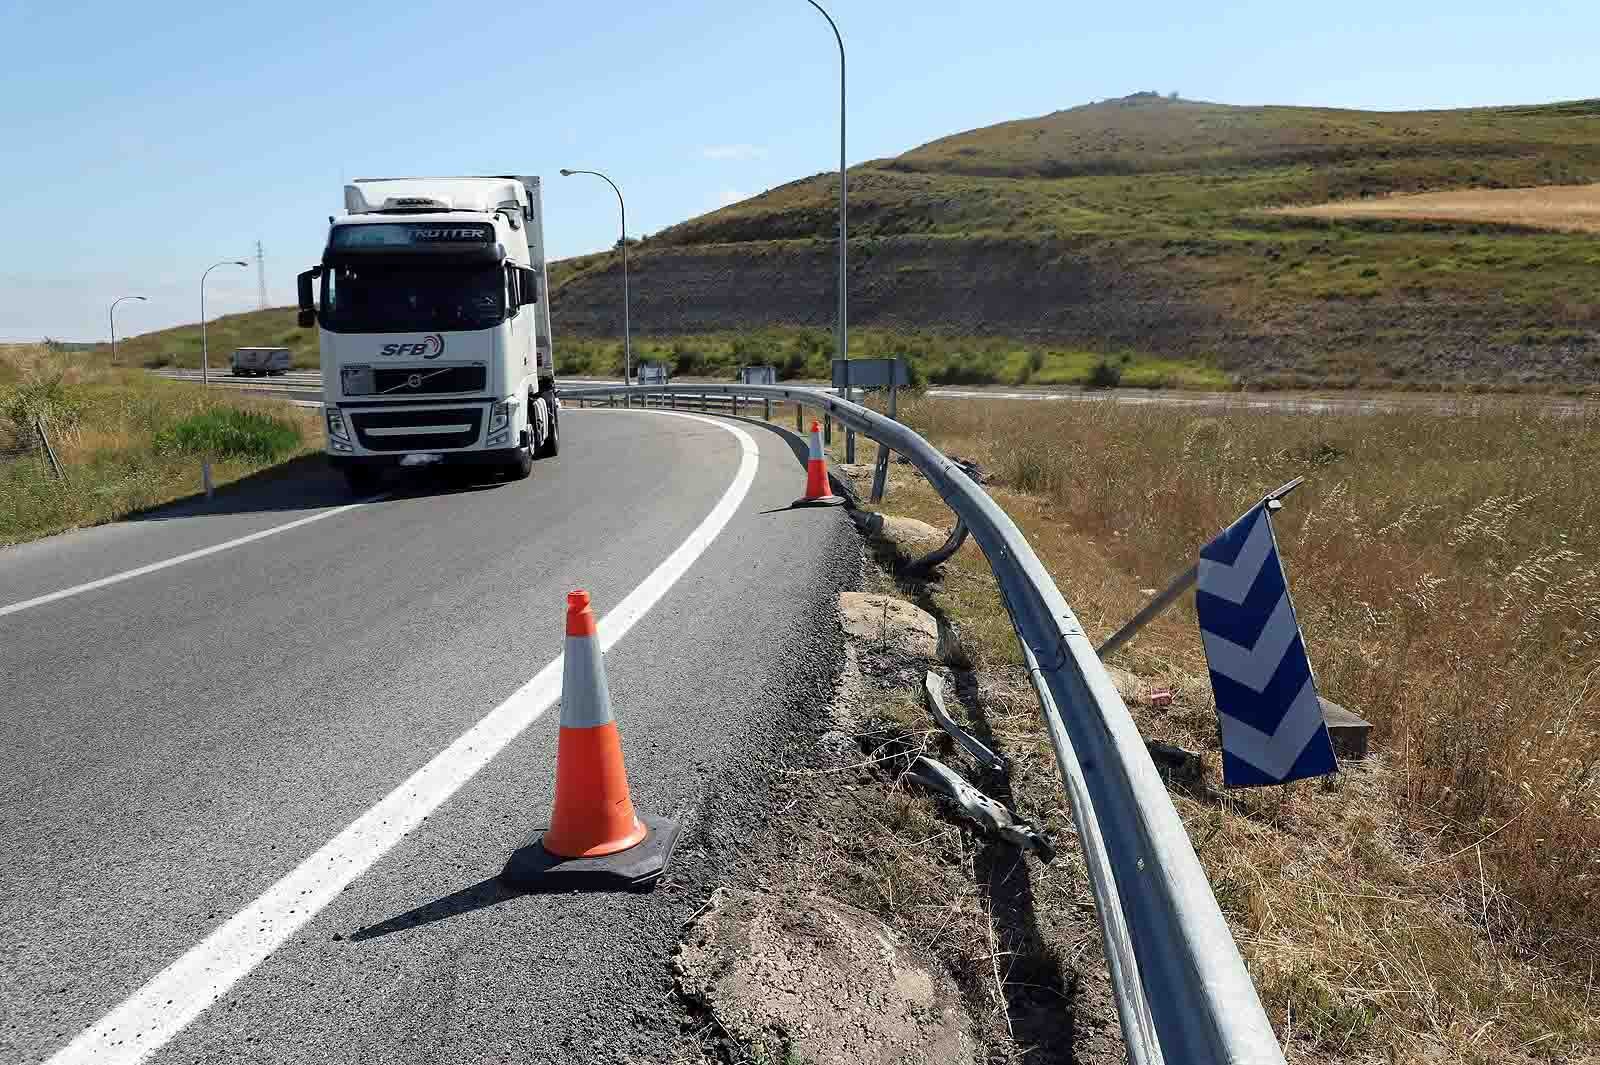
150 367 1598 416
0 409 857 1064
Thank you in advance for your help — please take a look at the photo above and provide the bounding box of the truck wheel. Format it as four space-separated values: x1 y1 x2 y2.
506 443 534 480
535 395 560 458
343 466 383 496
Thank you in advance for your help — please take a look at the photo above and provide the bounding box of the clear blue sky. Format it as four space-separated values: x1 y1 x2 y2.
1 0 1594 341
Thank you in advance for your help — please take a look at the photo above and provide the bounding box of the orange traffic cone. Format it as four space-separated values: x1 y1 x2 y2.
501 590 680 890
794 420 845 507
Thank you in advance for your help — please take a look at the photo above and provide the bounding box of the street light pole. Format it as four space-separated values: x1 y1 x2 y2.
200 260 248 389
109 295 147 366
560 168 630 388
805 0 852 460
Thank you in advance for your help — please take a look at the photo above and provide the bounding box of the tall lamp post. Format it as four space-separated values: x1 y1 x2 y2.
200 260 248 388
109 295 147 366
805 0 852 459
560 168 630 388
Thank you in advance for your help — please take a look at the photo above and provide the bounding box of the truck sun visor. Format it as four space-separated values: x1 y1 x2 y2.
329 223 496 250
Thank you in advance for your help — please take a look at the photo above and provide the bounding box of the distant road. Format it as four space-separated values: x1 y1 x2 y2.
1 408 854 1064
149 368 1597 417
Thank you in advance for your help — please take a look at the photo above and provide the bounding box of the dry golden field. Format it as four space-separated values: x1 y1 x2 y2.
1277 182 1600 233
848 394 1600 1063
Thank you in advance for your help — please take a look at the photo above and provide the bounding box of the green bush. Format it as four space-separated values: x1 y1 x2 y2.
155 408 301 462
1087 357 1124 388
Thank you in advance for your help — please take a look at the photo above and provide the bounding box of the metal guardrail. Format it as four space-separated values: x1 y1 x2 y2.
563 382 1285 1065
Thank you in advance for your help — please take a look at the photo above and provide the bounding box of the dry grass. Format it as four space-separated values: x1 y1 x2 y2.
1276 183 1600 234
0 345 321 545
836 395 1600 1063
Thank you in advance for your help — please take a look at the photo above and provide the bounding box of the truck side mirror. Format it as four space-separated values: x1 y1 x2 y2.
519 267 540 306
297 268 320 328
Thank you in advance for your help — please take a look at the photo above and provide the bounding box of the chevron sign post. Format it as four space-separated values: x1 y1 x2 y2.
1196 501 1337 788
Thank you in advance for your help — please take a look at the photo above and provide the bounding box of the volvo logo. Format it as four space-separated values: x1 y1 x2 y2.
407 373 423 389
379 334 445 359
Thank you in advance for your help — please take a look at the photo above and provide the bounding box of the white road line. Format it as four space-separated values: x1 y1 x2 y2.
0 500 382 620
44 410 760 1065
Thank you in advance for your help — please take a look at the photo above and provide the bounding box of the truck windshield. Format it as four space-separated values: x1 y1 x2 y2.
319 263 505 333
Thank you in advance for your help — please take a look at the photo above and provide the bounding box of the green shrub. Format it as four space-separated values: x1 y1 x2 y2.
155 408 301 462
1087 357 1124 388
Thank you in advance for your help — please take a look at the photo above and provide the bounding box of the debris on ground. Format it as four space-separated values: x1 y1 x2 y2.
923 671 1007 773
905 756 1056 861
1145 741 1204 786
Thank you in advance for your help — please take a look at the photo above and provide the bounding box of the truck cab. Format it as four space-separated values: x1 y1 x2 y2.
297 176 559 495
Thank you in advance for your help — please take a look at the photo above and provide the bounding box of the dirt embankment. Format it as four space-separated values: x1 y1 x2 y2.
550 237 1600 388
551 237 1228 351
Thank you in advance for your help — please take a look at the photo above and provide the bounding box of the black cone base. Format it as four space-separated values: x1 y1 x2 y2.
500 813 681 892
792 495 845 508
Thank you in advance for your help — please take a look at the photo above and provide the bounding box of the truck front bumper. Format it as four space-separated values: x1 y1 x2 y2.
326 446 524 471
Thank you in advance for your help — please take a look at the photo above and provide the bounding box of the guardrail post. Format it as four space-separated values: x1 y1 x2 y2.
670 393 676 410
795 404 803 432
869 380 900 503
733 394 741 417
824 414 832 445
35 415 65 481
764 396 771 421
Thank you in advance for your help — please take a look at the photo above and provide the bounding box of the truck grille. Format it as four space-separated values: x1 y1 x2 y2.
370 364 487 395
351 407 483 451
342 364 488 396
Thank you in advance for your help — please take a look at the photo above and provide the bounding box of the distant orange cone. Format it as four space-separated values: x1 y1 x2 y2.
794 420 844 507
501 590 680 889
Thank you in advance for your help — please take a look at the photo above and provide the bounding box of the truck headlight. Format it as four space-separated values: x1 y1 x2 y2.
487 398 518 445
488 399 518 435
326 409 350 441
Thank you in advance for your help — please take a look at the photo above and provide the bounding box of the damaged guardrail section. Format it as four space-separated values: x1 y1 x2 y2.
563 383 1286 1065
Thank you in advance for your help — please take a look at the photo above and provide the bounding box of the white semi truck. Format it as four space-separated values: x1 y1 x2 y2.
296 175 559 494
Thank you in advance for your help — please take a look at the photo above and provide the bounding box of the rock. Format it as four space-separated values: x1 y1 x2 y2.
676 889 973 1065
1106 665 1146 704
838 593 939 660
848 510 948 559
878 515 945 549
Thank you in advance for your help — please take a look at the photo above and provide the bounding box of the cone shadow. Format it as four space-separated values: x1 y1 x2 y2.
347 876 517 941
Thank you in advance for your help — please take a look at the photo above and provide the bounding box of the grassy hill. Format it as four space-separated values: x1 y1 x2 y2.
555 93 1600 389
107 96 1600 389
105 307 317 371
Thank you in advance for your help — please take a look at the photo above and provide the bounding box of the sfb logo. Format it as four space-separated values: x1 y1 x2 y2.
379 334 444 359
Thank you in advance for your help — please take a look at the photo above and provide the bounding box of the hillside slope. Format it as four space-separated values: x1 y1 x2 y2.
554 94 1600 388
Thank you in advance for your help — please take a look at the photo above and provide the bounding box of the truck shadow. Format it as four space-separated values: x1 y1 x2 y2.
124 456 507 523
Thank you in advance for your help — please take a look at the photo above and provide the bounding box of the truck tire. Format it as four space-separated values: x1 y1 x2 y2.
506 441 534 480
343 466 383 496
535 394 560 458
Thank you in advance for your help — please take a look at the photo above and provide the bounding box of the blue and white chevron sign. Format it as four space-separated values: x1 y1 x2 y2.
1196 502 1337 788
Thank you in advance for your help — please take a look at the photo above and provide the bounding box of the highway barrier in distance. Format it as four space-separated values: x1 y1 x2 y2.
564 382 1287 1065
501 589 681 890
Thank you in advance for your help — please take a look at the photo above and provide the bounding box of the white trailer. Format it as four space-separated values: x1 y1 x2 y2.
231 347 292 376
297 175 559 494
